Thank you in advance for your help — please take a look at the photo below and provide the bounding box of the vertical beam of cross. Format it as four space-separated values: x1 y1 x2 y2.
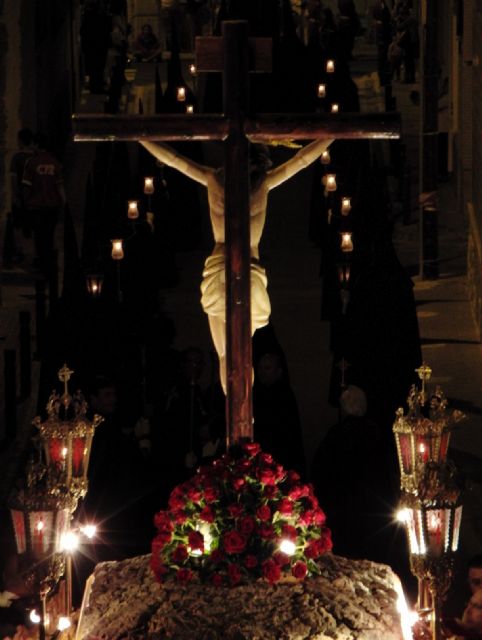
223 21 253 447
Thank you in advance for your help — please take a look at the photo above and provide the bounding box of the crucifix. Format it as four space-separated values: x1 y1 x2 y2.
73 20 400 450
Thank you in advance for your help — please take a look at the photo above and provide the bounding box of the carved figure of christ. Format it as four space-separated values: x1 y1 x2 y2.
141 137 334 394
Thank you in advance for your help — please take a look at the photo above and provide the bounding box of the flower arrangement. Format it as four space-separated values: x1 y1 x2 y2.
151 443 332 587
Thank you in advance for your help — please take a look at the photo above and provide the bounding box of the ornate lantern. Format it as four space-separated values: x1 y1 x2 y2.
9 461 71 640
33 365 103 508
393 366 463 494
394 365 465 640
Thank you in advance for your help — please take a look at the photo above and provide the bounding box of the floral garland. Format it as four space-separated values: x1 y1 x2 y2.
151 442 332 587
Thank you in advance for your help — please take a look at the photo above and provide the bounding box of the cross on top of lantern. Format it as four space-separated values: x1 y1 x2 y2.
393 364 464 495
32 364 104 508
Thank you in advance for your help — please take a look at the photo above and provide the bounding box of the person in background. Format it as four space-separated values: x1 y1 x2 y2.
7 129 36 265
133 23 160 60
253 351 306 477
468 556 482 595
22 133 66 277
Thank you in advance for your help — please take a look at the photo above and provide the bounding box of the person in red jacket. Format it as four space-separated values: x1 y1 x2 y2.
22 133 66 275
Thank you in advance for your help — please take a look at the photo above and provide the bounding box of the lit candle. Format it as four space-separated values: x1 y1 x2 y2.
143 177 155 195
326 174 337 192
341 197 351 215
111 239 124 260
321 150 331 165
189 64 196 75
127 200 139 219
326 59 335 73
317 83 326 98
417 440 429 463
340 232 354 253
176 86 186 102
186 104 194 114
426 509 443 556
331 103 339 113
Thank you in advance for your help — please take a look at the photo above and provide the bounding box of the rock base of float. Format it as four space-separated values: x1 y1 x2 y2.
76 553 404 640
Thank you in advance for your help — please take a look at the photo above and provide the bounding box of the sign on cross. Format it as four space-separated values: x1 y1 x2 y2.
73 20 400 449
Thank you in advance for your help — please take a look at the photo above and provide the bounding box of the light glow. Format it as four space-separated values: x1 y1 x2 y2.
177 87 186 102
326 174 337 192
317 83 326 98
326 59 335 73
127 200 139 220
30 610 41 624
80 524 97 539
60 531 79 552
111 239 124 260
394 578 415 640
331 103 339 113
186 104 194 114
143 177 154 194
279 539 296 556
321 150 331 165
57 616 71 631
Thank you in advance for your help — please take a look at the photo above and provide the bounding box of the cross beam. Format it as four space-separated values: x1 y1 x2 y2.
72 20 400 449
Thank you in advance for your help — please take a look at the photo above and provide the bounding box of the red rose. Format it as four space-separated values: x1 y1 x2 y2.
278 498 294 516
275 465 286 481
238 516 256 536
305 538 322 559
292 561 308 580
298 510 314 526
187 486 203 503
287 470 300 483
259 453 273 465
172 509 188 525
154 511 173 532
150 555 168 582
203 485 220 503
209 548 224 564
233 476 246 490
262 559 281 584
228 563 242 585
238 459 252 472
312 509 326 526
172 544 189 563
243 442 261 456
317 528 333 554
273 551 290 566
188 530 204 552
152 530 171 548
244 554 258 569
256 505 271 521
257 523 274 539
263 485 278 499
281 524 297 540
211 573 224 587
223 530 247 554
288 485 304 500
228 504 244 518
200 506 215 523
257 468 276 485
169 491 186 510
176 568 193 583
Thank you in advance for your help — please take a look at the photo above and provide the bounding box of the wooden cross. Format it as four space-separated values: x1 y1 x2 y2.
73 20 400 449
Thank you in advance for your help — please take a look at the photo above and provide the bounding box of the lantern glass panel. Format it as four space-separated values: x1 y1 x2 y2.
439 431 451 463
397 433 414 475
47 437 68 471
451 505 463 552
72 437 87 477
29 511 54 558
11 510 27 554
54 509 71 553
